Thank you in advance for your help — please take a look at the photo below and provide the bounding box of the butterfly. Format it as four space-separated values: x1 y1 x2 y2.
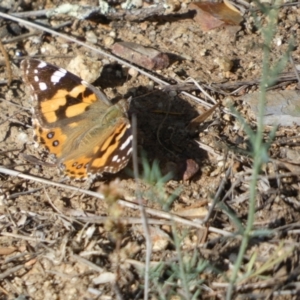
21 59 132 179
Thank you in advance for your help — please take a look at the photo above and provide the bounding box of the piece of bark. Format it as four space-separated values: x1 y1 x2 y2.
112 41 169 70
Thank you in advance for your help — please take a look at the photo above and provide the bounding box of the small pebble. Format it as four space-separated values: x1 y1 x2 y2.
140 22 148 31
109 31 116 38
40 44 57 55
86 31 98 44
214 57 233 72
67 55 103 83
223 114 232 121
128 67 139 78
121 0 143 9
104 36 115 47
182 159 200 181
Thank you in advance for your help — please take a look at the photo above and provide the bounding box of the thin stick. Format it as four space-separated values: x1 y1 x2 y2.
11 9 50 18
289 54 300 88
10 4 167 22
0 166 232 235
132 115 151 300
0 39 12 85
200 166 232 224
1 232 55 243
0 265 24 280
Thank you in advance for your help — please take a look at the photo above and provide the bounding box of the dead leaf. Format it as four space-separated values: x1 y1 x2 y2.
189 2 243 31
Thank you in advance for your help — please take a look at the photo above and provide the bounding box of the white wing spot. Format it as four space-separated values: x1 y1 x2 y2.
112 155 119 162
34 69 38 74
51 69 67 83
120 135 133 151
34 76 39 82
105 166 113 173
127 148 133 155
39 82 47 91
59 68 67 74
37 61 47 68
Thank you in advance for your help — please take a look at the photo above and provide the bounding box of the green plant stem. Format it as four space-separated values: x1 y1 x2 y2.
226 3 280 298
226 156 262 298
172 225 191 299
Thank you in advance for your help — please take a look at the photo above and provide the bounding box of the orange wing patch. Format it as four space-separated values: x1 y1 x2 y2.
91 123 128 170
40 90 68 123
63 156 91 178
34 123 67 158
65 102 92 118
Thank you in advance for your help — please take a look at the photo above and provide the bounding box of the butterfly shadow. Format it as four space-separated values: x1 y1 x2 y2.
123 87 214 181
93 63 129 91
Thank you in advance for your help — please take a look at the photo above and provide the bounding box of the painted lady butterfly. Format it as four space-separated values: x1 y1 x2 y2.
21 59 132 179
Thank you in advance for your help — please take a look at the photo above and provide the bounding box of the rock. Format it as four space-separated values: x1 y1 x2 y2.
86 31 98 44
178 159 200 181
67 55 103 83
244 90 300 126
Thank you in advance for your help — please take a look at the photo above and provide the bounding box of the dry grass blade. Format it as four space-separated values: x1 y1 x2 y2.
0 166 230 235
0 39 12 86
0 265 24 280
188 102 220 130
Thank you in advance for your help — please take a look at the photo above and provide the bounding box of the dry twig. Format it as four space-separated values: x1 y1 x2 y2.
0 39 12 86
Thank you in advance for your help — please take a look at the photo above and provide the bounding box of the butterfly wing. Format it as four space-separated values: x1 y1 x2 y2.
63 118 132 178
22 59 110 124
21 59 132 179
